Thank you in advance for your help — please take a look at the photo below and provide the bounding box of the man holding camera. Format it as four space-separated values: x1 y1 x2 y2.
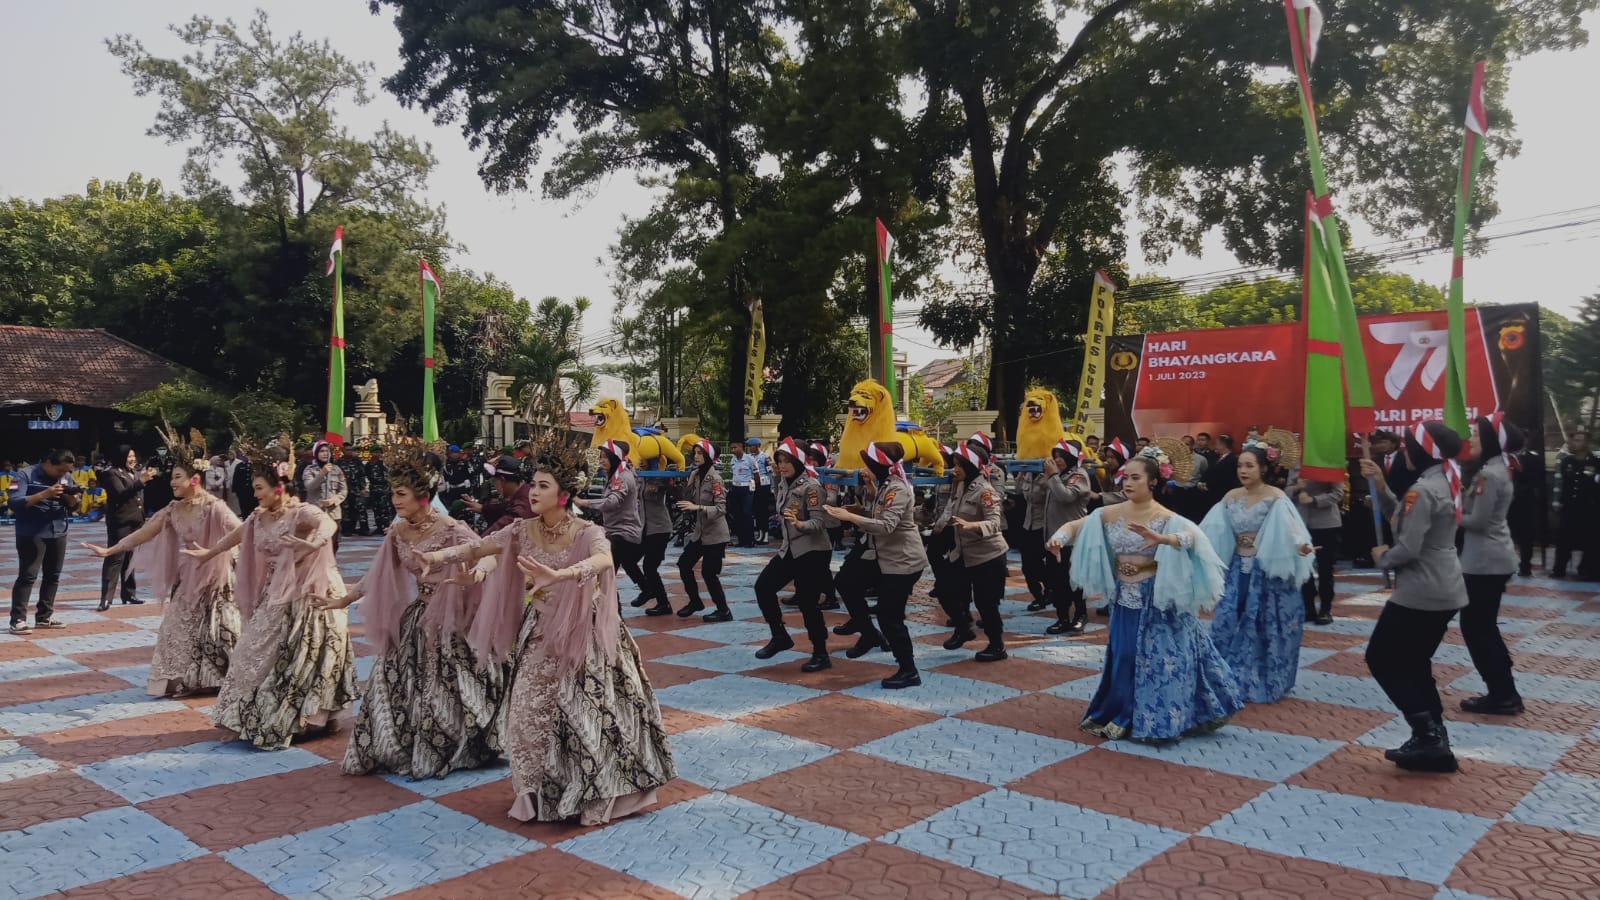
9 449 79 634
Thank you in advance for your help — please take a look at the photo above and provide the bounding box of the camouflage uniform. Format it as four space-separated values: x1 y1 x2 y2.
364 455 393 532
337 453 368 535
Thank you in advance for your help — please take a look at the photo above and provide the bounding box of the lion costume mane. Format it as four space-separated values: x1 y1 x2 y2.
1016 387 1065 459
837 379 944 475
589 398 686 469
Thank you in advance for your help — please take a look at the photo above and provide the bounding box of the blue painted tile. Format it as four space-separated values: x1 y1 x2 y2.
0 739 59 783
669 722 836 789
1099 726 1341 782
33 629 157 656
657 644 806 674
1201 783 1493 884
884 789 1185 898
1010 641 1107 670
1508 771 1600 839
1358 717 1578 770
0 654 89 682
79 740 327 803
1286 670 1398 711
857 718 1087 786
5 806 204 900
844 672 1022 717
224 799 538 899
0 686 187 737
380 760 511 798
1449 670 1600 706
557 791 865 900
653 674 826 720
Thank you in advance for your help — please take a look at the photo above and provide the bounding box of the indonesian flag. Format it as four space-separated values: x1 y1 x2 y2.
326 227 344 276
323 227 346 445
420 258 442 442
1292 0 1323 64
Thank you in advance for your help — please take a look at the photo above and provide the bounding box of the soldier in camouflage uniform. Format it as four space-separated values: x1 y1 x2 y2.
364 444 394 532
336 446 367 536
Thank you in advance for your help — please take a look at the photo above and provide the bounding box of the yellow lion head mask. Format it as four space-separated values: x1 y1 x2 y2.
1016 388 1064 459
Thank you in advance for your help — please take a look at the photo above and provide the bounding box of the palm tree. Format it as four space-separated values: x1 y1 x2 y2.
507 296 593 425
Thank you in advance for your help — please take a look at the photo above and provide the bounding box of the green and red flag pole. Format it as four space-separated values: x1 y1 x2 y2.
324 226 346 446
875 219 896 397
420 258 442 443
1283 0 1375 435
1444 60 1489 441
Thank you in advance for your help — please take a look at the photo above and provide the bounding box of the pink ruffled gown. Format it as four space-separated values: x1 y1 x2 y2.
124 495 243 696
451 518 675 824
213 501 357 750
342 516 510 778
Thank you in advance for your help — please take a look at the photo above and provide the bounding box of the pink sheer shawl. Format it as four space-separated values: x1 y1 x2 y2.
234 504 336 622
359 519 479 656
467 522 621 676
135 500 240 602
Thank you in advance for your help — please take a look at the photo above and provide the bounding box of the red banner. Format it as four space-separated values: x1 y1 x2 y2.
1102 303 1541 452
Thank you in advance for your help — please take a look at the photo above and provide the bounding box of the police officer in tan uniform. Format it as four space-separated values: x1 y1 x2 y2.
1362 421 1468 773
751 437 833 671
674 440 733 622
941 439 1010 661
827 443 927 687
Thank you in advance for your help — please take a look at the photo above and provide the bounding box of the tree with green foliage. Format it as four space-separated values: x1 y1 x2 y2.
1119 267 1448 334
1551 295 1600 433
904 0 1595 435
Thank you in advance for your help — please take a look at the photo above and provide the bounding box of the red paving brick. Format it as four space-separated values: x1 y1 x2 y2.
659 705 722 734
632 631 725 659
0 640 50 661
1106 835 1438 900
0 769 128 831
729 751 991 839
737 693 940 749
394 847 685 899
956 693 1107 745
639 661 719 689
1228 696 1397 742
1438 688 1600 736
19 708 225 766
138 761 420 851
0 670 133 707
1288 744 1544 818
1310 650 1472 686
1298 628 1369 650
1555 737 1600 777
67 645 161 669
1010 748 1271 832
1446 822 1600 900
53 854 278 900
431 771 706 846
739 841 1055 900
746 656 899 691
931 656 1096 692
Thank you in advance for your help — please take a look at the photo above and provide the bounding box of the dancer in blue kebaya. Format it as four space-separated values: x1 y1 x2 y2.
1048 448 1243 743
1200 441 1315 703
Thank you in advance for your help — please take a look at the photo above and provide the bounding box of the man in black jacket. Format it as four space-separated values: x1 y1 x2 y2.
97 446 151 610
230 449 257 518
1202 434 1241 501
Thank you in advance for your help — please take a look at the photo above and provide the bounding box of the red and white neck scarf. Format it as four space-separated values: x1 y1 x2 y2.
865 443 906 482
1413 424 1461 522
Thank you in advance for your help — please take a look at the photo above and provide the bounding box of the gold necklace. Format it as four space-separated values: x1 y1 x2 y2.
537 513 576 541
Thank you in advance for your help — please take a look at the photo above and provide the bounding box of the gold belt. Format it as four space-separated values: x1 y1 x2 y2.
1116 560 1158 578
1236 534 1257 550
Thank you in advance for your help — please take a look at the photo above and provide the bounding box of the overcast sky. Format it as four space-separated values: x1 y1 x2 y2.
6 3 1597 372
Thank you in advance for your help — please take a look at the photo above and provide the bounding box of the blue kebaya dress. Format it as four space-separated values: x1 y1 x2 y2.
1060 511 1243 742
1201 495 1314 703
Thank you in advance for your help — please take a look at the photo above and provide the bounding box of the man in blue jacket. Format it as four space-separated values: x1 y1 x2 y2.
9 449 78 634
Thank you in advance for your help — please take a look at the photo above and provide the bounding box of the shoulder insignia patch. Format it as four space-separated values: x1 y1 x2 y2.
1402 489 1419 515
807 487 820 507
883 489 897 508
982 490 996 509
712 480 723 497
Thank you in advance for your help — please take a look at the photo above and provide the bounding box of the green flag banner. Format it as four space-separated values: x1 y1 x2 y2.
420 257 442 442
1301 192 1349 482
1445 61 1489 440
324 226 346 445
1283 0 1376 434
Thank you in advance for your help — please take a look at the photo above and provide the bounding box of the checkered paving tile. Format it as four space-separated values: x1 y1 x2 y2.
3 536 1599 899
